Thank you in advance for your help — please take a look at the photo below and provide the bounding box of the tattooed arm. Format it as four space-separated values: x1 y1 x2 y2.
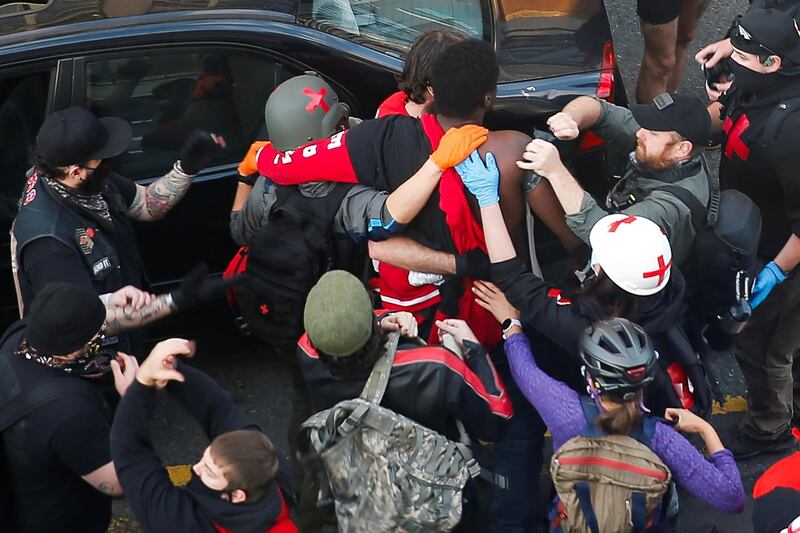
126 164 194 222
82 461 124 498
104 295 174 336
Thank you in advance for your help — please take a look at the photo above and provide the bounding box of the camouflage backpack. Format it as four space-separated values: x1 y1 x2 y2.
549 398 672 533
300 332 488 533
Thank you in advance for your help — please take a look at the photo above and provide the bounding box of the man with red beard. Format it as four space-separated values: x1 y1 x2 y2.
520 91 711 266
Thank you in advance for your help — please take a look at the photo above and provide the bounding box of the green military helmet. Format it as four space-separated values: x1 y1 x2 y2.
264 72 350 151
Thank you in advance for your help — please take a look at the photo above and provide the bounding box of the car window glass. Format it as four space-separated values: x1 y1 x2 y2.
84 49 300 181
0 68 52 227
298 0 486 51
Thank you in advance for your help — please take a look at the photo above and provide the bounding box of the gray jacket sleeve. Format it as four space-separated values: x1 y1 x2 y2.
334 185 403 241
591 98 640 154
566 190 700 265
229 177 277 247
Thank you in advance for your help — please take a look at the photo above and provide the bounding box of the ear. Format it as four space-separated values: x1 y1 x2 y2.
230 488 247 504
674 140 693 159
426 85 434 101
764 55 781 72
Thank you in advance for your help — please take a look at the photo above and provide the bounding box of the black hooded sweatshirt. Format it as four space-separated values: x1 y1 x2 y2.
719 74 800 258
110 363 295 533
491 257 686 407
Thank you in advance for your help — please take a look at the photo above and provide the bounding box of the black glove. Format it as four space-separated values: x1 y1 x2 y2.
178 130 220 175
170 263 237 311
455 248 491 280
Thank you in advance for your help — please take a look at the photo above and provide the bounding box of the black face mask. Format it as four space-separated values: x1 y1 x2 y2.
729 60 780 95
184 472 232 503
81 160 113 195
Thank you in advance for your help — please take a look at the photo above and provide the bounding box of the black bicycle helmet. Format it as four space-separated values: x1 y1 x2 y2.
579 318 657 399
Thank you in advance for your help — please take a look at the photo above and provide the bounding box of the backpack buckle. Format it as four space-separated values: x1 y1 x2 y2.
235 316 251 336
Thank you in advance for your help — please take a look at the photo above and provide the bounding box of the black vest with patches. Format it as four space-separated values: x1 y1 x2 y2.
12 173 143 308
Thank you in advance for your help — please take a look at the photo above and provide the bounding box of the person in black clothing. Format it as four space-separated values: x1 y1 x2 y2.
295 270 512 531
11 106 223 353
0 283 139 533
701 7 800 459
110 338 296 533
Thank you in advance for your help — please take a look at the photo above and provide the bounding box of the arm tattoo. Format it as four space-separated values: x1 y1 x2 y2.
105 294 172 335
96 481 115 496
127 164 193 221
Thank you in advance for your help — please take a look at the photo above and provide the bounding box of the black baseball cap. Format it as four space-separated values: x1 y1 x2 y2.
36 106 132 166
630 92 711 147
731 8 800 64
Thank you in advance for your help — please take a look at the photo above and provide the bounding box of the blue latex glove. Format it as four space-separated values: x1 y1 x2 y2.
455 150 499 207
750 261 788 308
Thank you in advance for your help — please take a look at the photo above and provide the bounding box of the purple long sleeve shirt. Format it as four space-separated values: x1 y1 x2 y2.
504 333 745 514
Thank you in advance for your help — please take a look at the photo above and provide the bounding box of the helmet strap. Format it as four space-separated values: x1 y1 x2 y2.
583 366 606 412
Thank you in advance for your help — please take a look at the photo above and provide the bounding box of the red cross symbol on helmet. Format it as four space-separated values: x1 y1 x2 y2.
642 255 672 286
302 87 330 113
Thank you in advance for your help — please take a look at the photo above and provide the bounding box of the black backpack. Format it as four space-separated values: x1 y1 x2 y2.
235 184 351 354
655 162 762 351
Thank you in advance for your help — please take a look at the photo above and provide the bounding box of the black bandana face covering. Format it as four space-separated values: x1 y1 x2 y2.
16 326 114 378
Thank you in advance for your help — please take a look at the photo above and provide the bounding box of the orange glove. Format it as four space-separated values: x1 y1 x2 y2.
430 124 489 171
237 141 271 177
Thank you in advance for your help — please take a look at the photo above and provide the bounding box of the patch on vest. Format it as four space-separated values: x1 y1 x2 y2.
22 174 38 205
75 228 95 255
92 257 112 276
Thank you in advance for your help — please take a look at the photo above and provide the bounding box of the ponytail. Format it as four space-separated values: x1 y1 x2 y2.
596 391 645 436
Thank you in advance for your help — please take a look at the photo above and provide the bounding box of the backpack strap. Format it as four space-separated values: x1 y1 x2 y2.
630 491 648 533
653 154 719 229
579 396 605 437
654 184 708 230
359 330 400 404
574 482 600 533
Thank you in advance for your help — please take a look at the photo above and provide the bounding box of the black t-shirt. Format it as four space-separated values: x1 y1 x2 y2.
19 173 140 303
346 115 457 253
0 329 113 533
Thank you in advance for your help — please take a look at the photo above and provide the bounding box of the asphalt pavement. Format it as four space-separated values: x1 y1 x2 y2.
110 1 796 531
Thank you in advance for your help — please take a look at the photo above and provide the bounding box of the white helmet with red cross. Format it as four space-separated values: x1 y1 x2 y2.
589 214 672 296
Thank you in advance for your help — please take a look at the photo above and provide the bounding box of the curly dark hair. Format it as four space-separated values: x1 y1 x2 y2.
430 38 498 118
398 30 468 105
318 321 388 376
31 148 70 180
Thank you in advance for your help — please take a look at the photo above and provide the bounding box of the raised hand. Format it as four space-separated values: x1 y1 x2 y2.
136 338 197 389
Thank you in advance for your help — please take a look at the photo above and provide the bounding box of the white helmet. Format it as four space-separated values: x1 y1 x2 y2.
589 214 672 296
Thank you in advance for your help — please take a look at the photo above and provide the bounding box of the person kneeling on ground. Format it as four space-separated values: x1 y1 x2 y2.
110 338 296 533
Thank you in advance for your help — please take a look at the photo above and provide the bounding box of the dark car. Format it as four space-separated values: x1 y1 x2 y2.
0 0 626 324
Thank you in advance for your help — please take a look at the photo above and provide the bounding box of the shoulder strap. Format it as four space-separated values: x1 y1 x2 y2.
0 377 97 432
653 155 719 229
628 415 658 447
359 330 400 404
654 185 708 229
579 396 605 437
